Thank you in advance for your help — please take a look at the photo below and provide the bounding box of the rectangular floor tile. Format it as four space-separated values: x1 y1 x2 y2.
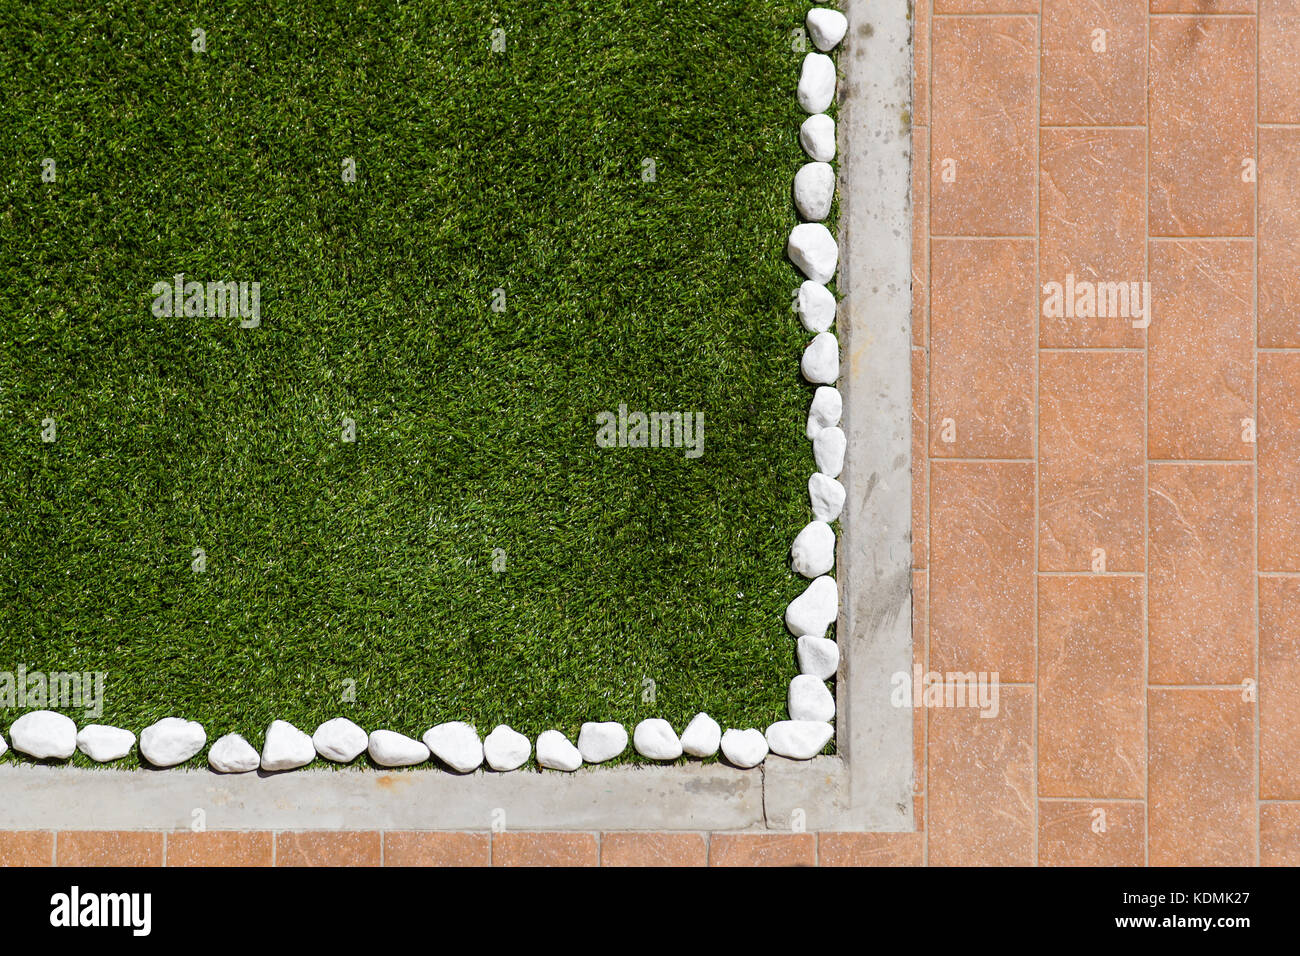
1039 800 1146 866
819 832 924 866
913 347 928 568
1040 128 1147 347
1147 240 1254 460
1261 804 1300 866
275 831 380 867
913 125 929 348
914 1 930 128
914 569 928 797
708 833 816 867
492 832 598 867
1260 578 1300 799
934 0 1038 12
1260 127 1300 347
1151 0 1256 11
600 833 707 867
1039 576 1146 799
1148 689 1255 866
930 462 1035 680
166 831 272 867
1039 351 1145 572
0 832 53 867
931 16 1037 235
1149 17 1256 237
1148 464 1255 684
929 686 1035 866
1260 354 1300 570
1262 1 1300 123
929 239 1036 459
57 831 162 867
1042 0 1146 126
383 832 490 867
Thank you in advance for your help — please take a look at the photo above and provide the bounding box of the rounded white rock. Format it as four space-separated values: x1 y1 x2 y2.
794 162 835 222
577 722 628 764
633 719 683 761
809 472 846 522
814 426 846 478
76 724 135 763
0 733 6 759
791 521 836 578
801 332 840 385
261 719 315 772
766 720 834 759
484 724 531 771
8 711 76 760
139 717 206 768
798 52 837 113
785 574 839 637
536 730 582 772
788 222 839 284
797 635 841 680
312 717 368 763
796 280 837 334
680 713 722 758
720 728 769 769
423 722 483 773
807 8 849 51
367 730 429 768
806 386 843 440
789 674 836 722
209 733 260 774
800 113 836 163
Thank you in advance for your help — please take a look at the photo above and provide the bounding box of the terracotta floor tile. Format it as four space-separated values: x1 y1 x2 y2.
0 832 53 867
1149 17 1256 237
1042 0 1146 126
57 831 162 867
929 686 1035 866
1039 576 1146 799
1259 354 1300 570
1040 352 1145 572
914 1 931 128
819 832 924 866
931 16 1037 235
600 833 707 867
912 125 929 349
1148 689 1255 866
1151 0 1256 11
1147 240 1254 460
1039 128 1148 348
1260 579 1300 799
914 569 928 796
708 833 816 867
1039 801 1146 866
165 831 272 867
383 832 490 867
930 462 1035 680
1148 464 1255 684
275 831 381 867
493 832 598 867
934 0 1039 12
1261 1 1300 123
1259 127 1300 347
1260 804 1300 866
913 347 928 568
929 239 1036 459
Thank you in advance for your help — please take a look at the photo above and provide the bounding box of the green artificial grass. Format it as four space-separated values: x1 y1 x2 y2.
0 0 829 765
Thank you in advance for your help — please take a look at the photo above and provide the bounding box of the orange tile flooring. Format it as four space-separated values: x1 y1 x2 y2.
4 4 1298 867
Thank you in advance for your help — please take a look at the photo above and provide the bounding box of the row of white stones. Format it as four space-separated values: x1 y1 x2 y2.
0 8 849 777
0 712 834 771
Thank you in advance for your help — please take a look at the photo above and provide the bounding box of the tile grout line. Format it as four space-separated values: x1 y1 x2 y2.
1143 2 1151 869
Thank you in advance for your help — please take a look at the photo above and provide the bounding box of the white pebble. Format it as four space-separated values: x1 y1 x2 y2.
536 730 582 771
809 473 846 522
0 733 6 759
633 719 683 761
814 426 846 477
807 8 849 51
8 711 77 760
209 733 260 774
484 724 531 771
788 222 839 284
367 730 429 767
785 574 839 637
76 724 135 763
794 162 835 222
577 722 628 764
800 113 836 163
766 720 834 759
796 280 837 333
797 635 841 680
720 729 769 769
312 717 368 763
139 717 206 768
680 713 722 758
261 719 315 772
791 521 836 578
423 722 484 773
806 386 843 440
798 52 837 113
789 674 836 722
801 331 840 385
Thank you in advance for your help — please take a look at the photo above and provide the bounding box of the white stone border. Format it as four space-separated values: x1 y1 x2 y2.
0 6 848 776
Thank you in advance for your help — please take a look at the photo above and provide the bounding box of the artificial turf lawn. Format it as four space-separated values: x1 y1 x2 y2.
0 0 829 764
